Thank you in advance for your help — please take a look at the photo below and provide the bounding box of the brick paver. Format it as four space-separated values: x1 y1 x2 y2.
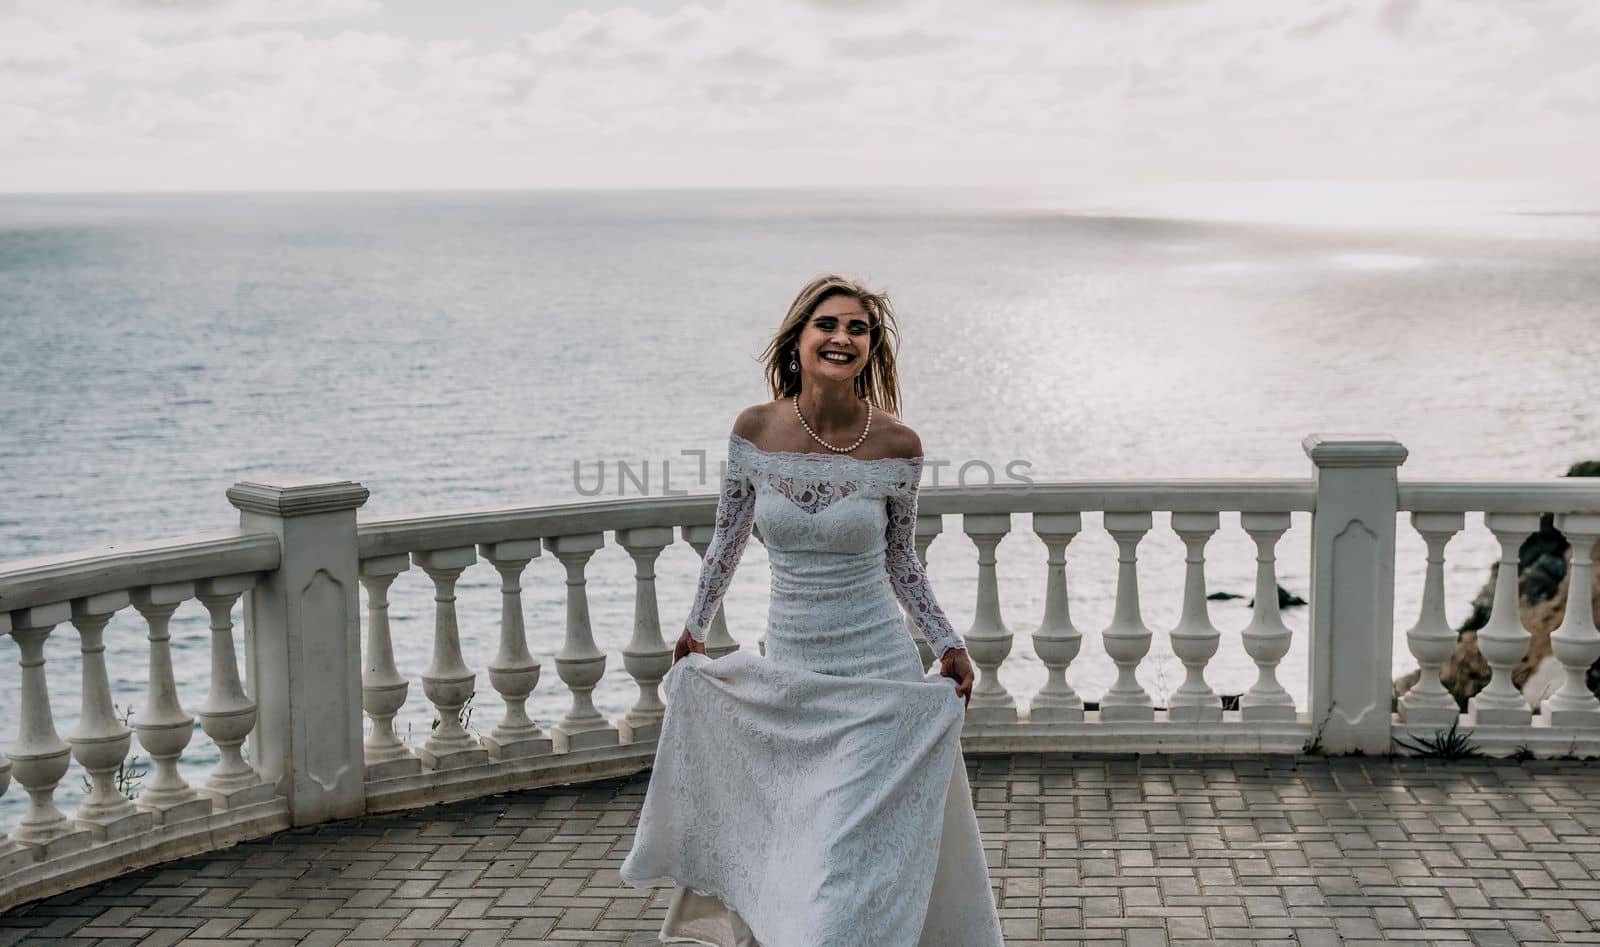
5 754 1600 945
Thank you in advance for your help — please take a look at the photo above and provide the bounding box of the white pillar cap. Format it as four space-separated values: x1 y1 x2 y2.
227 477 370 517
1302 434 1408 468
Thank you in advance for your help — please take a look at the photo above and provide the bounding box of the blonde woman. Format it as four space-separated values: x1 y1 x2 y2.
621 275 1004 947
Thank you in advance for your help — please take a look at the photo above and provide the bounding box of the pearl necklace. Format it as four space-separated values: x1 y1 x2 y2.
792 394 872 453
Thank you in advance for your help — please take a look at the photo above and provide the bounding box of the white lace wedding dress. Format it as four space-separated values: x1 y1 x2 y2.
619 431 1005 947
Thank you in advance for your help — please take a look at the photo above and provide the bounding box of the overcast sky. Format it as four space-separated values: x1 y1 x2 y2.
2 0 1597 194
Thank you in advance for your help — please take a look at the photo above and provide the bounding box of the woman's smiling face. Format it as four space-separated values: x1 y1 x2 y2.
799 293 874 383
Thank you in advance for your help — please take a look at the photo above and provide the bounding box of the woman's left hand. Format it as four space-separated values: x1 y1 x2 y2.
939 648 975 709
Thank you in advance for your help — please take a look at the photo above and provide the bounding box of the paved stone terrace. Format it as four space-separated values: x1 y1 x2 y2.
5 753 1600 946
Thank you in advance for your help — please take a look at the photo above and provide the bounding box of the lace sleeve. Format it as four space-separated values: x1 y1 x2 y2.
884 471 966 659
685 436 758 642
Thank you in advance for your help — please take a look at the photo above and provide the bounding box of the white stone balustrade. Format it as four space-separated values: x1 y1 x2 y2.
413 546 488 771
131 583 212 826
0 616 9 859
69 592 151 841
1240 512 1295 723
359 554 418 778
195 575 272 809
1306 436 1407 754
543 532 620 753
615 528 674 745
1100 512 1155 722
229 477 368 826
1469 512 1541 727
1543 514 1600 726
1394 482 1600 756
5 438 1600 914
0 746 28 877
7 603 88 855
962 513 1016 725
1168 512 1221 723
1399 512 1465 726
478 540 552 759
1027 513 1083 723
1 527 292 909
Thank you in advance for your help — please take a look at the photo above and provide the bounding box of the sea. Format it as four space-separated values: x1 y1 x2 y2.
1 187 1596 830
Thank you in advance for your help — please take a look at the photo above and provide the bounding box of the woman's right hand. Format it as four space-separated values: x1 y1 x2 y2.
673 628 707 664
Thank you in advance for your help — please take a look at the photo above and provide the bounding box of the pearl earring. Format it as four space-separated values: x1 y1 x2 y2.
789 357 798 373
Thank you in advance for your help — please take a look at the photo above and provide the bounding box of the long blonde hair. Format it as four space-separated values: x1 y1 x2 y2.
760 274 903 417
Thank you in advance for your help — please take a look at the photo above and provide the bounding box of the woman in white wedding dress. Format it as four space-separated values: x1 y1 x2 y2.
619 275 1006 947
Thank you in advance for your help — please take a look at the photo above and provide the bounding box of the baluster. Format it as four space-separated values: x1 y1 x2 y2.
1029 513 1084 723
7 603 90 854
413 547 489 770
616 528 674 744
1544 514 1600 725
1 746 33 875
70 592 153 841
131 583 212 823
479 540 553 758
195 576 274 808
0 607 15 873
907 514 944 669
1101 512 1154 722
1240 513 1296 721
1169 512 1222 723
1470 513 1540 726
1399 512 1465 726
963 513 1016 724
359 554 420 778
682 525 742 659
0 611 21 875
544 533 621 752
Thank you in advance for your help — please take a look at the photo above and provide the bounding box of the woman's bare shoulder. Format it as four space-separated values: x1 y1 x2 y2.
730 401 781 442
872 413 923 460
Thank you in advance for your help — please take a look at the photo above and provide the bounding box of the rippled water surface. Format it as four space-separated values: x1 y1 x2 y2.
1 190 1596 829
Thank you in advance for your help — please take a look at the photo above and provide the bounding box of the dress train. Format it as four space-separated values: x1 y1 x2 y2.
656 738 993 946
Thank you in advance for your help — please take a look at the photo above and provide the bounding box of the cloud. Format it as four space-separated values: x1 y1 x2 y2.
833 28 960 60
1380 0 1420 35
1534 62 1600 115
0 0 1597 191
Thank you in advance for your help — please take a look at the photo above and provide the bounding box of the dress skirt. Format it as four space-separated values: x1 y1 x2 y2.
618 643 1004 947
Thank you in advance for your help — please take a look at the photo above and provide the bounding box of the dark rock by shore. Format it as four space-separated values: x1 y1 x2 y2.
1206 585 1306 608
1252 586 1307 609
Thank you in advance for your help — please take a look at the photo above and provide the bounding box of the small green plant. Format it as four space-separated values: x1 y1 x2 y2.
1549 740 1600 762
1393 720 1481 760
430 693 478 737
1302 703 1334 755
1512 744 1535 762
79 704 148 800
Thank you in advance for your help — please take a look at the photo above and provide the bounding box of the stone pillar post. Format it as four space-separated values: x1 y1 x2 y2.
1304 435 1407 755
227 477 370 826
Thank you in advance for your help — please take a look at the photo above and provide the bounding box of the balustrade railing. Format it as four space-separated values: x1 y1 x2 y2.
2 435 1598 912
1394 482 1600 755
0 531 283 909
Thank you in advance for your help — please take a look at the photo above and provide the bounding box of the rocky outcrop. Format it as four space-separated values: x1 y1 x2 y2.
1258 586 1307 609
1394 461 1600 710
1206 584 1307 608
